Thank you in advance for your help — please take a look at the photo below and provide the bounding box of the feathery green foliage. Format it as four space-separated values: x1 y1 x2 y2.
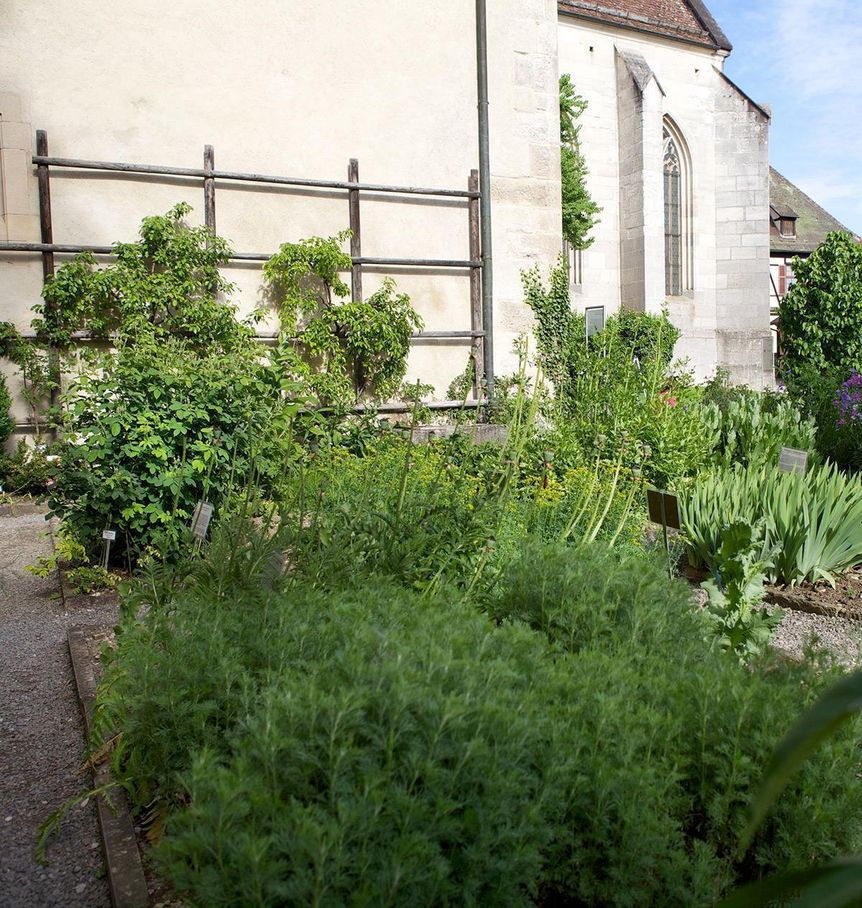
92 527 862 906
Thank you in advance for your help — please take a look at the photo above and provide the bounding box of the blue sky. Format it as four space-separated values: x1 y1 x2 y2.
707 0 862 234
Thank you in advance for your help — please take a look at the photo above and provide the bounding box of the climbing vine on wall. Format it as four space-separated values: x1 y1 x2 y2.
560 74 601 251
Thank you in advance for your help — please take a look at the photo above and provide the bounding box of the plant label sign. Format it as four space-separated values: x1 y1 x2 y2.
646 489 681 531
101 529 117 541
191 501 214 540
585 305 605 340
779 447 808 475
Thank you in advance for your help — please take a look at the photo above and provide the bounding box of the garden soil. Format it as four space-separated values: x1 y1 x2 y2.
0 506 116 908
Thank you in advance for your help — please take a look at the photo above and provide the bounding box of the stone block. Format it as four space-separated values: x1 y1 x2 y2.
0 121 31 151
3 213 40 241
1 148 31 215
0 92 23 122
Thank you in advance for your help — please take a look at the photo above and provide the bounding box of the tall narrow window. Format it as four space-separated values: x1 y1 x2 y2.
662 118 692 296
664 136 682 295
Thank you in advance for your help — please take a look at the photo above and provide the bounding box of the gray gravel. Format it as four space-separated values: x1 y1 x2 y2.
0 507 117 908
768 605 862 667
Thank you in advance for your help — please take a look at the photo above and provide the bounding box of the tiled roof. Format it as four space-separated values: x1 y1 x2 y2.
770 167 859 255
558 0 732 51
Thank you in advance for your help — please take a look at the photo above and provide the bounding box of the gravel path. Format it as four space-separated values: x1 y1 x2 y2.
769 605 862 667
0 507 117 908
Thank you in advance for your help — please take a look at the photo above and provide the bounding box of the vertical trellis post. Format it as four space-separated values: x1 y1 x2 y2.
203 144 216 232
36 129 60 417
348 158 362 301
468 169 483 395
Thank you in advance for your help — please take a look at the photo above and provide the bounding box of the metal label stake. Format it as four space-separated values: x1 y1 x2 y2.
779 447 808 475
647 489 680 579
101 528 116 569
191 501 214 542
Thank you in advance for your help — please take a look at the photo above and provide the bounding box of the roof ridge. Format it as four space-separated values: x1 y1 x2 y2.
684 0 732 52
770 166 857 238
558 0 729 50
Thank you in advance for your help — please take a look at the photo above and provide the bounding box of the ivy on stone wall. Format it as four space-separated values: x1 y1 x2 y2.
559 74 601 251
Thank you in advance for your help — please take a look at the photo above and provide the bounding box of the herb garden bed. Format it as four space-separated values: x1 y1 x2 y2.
767 569 862 620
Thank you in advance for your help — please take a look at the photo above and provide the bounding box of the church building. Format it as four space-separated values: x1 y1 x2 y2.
1 0 776 435
557 0 773 387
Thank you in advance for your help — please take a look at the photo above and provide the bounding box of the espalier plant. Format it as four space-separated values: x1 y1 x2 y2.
40 204 305 562
37 202 237 351
264 233 423 408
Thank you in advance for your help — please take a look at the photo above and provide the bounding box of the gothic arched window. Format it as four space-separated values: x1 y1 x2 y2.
663 119 692 296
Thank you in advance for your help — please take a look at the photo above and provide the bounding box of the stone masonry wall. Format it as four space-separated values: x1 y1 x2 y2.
714 74 772 389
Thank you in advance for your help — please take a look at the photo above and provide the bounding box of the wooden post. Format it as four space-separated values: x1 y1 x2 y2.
348 158 362 301
36 129 60 420
203 144 216 232
468 169 483 396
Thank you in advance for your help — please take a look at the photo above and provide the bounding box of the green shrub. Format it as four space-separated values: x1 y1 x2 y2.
523 263 708 487
95 531 862 906
0 439 52 496
780 231 862 380
0 373 13 446
681 463 862 584
36 203 237 351
786 364 862 474
700 391 817 470
264 234 422 408
47 338 296 562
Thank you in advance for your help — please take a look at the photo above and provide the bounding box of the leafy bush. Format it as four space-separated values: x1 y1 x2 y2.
681 463 862 585
523 263 707 487
36 203 237 351
264 234 422 408
0 373 13 445
700 390 817 470
95 529 862 906
780 231 862 379
47 338 296 561
0 439 52 496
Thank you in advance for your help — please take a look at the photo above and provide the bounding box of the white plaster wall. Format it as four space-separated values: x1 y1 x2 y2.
0 0 561 428
557 15 732 379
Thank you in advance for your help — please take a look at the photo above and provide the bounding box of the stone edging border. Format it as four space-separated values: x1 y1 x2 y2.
67 627 150 908
765 588 862 622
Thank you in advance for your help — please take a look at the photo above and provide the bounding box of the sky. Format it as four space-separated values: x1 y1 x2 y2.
706 0 862 235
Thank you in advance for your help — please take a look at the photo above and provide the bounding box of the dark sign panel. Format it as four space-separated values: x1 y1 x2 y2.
646 489 681 530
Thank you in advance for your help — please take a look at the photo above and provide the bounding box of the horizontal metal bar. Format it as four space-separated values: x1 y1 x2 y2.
413 331 485 338
1 243 482 271
0 242 114 254
355 257 479 269
31 155 479 199
14 329 483 342
354 399 482 413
